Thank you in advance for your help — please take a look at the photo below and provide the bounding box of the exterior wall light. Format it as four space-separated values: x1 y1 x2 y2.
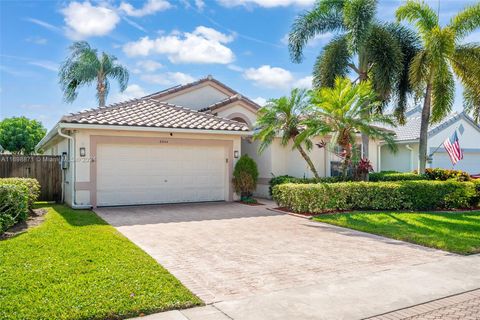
79 147 86 157
234 150 239 158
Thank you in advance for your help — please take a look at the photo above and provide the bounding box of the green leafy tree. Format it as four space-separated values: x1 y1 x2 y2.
396 0 480 173
0 117 46 154
254 88 320 179
289 0 420 157
296 77 397 178
59 41 129 108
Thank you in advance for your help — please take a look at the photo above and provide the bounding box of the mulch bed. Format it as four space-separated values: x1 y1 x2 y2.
235 200 265 206
1 208 48 240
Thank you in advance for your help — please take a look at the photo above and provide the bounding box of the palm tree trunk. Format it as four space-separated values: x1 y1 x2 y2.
341 143 352 179
97 75 106 108
419 82 432 174
358 64 369 159
295 143 320 179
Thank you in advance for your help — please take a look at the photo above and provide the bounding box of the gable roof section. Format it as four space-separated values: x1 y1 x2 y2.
60 98 249 132
146 75 261 112
389 107 480 141
199 94 260 113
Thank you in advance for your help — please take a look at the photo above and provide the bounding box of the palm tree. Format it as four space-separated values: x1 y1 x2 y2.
253 88 320 179
59 41 129 108
396 0 480 173
296 77 397 178
288 0 420 157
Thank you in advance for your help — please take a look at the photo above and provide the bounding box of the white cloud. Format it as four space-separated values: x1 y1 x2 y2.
26 37 48 45
281 32 333 47
119 0 171 17
244 65 294 89
123 17 147 33
294 75 313 89
111 84 147 103
123 26 235 64
28 60 58 72
218 0 314 8
252 97 267 106
135 60 163 72
195 0 206 10
141 72 196 85
227 64 244 72
26 18 61 33
61 1 120 39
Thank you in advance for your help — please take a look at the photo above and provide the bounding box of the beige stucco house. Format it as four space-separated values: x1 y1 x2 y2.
37 76 385 207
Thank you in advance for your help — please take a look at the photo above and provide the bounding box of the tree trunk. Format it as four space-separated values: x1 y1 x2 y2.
341 143 352 179
359 66 369 159
97 75 106 108
419 82 433 174
295 143 320 179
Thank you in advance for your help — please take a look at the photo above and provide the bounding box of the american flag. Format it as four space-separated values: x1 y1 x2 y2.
443 131 463 165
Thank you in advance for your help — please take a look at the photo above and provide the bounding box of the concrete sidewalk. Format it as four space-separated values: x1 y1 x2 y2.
132 254 480 320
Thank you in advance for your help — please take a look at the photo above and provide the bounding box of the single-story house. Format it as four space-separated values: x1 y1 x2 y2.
38 76 385 206
380 106 480 174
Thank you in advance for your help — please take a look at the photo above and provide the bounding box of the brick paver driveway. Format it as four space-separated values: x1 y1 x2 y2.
96 201 448 304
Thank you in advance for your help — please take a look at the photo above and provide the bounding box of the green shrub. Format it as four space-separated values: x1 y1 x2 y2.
424 168 471 182
233 155 258 200
369 171 427 182
0 184 29 233
272 180 478 213
0 178 40 208
268 175 344 196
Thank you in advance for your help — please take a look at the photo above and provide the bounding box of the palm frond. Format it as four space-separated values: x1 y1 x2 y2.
384 23 422 124
312 35 351 88
449 2 480 40
288 0 345 63
365 23 403 105
343 0 377 51
430 63 455 123
396 0 438 38
463 86 480 123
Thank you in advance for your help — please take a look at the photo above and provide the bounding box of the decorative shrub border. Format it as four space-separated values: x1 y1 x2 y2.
273 180 479 213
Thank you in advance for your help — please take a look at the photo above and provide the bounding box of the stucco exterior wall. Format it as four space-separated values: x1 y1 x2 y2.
164 85 230 110
380 143 419 172
48 128 242 207
215 103 258 128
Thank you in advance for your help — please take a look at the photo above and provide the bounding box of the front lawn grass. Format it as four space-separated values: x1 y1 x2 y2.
313 210 480 255
0 204 201 320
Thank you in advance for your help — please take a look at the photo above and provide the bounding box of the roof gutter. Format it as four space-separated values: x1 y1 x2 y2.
59 122 253 136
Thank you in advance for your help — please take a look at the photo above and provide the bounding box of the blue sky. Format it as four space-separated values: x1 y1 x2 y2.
0 0 478 130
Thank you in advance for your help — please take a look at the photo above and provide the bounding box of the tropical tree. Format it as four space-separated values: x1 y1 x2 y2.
296 77 397 178
253 88 320 179
288 0 420 157
59 41 129 108
0 117 46 154
396 0 480 173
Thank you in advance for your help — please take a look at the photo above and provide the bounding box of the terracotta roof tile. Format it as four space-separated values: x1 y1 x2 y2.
61 98 249 132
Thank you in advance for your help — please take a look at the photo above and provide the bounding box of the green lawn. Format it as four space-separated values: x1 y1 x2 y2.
313 210 480 255
0 204 201 320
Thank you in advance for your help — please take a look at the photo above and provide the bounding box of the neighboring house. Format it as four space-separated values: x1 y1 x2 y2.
380 106 480 174
37 76 384 207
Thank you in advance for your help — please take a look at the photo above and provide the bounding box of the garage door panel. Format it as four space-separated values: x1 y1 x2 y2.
432 152 480 174
96 143 227 206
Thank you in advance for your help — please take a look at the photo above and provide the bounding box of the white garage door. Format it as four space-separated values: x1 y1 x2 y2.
431 152 480 174
96 143 227 206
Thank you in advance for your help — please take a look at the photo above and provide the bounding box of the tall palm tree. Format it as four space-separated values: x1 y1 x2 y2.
253 88 320 179
59 41 129 108
296 77 397 178
289 0 420 157
396 0 480 173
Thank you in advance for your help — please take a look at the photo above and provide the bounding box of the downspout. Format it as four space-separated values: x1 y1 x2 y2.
405 144 414 172
377 144 382 172
57 128 92 209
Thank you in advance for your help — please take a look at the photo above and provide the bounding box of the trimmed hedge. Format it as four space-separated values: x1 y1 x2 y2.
269 175 344 196
273 180 479 213
0 178 40 208
369 171 427 182
424 168 471 182
0 178 40 234
0 184 29 233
